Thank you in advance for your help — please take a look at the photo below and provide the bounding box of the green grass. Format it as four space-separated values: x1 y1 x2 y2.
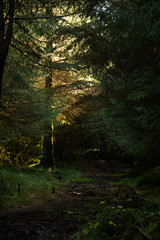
52 168 91 182
119 172 160 203
0 167 54 210
0 166 90 212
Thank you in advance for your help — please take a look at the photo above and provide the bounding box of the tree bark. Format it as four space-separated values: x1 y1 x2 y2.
42 125 54 168
41 6 54 168
0 0 15 106
0 60 5 106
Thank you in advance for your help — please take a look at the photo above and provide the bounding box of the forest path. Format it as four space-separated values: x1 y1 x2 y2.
0 158 127 240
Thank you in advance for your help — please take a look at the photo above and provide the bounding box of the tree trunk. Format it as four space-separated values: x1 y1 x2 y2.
41 78 54 168
41 125 54 168
0 61 4 107
0 0 15 106
41 6 54 168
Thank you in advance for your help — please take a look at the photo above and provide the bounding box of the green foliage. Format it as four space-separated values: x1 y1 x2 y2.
54 108 123 166
120 170 160 204
0 137 43 166
0 65 56 166
59 0 160 165
1 0 160 168
137 173 160 191
1 0 90 168
71 205 160 240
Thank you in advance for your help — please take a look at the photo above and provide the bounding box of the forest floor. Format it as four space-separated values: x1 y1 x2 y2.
0 157 128 240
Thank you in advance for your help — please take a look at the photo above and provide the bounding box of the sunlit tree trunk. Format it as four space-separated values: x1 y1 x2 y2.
41 74 54 168
41 6 54 168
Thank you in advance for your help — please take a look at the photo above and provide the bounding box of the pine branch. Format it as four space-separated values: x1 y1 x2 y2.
10 43 70 70
15 21 48 44
13 11 82 20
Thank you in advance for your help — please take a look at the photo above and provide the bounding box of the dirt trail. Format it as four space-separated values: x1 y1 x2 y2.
0 158 127 240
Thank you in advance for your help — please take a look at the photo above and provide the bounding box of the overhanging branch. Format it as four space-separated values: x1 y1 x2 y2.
11 43 71 71
14 11 82 20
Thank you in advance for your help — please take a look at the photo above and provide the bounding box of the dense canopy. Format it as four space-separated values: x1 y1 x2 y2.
0 0 159 167
0 1 160 239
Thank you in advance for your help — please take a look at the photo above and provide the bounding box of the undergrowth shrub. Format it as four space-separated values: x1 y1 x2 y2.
71 205 160 240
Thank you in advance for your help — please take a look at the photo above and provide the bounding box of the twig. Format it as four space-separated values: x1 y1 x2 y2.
62 210 94 219
136 195 160 206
